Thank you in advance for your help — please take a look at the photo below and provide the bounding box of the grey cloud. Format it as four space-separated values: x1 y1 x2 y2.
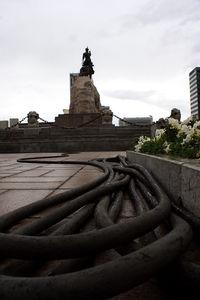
104 89 156 101
119 0 200 30
0 1 82 67
68 34 78 43
104 89 187 113
16 83 45 95
95 29 115 39
192 43 200 54
0 0 194 122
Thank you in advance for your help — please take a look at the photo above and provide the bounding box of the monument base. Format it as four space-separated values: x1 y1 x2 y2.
0 125 152 153
55 113 102 128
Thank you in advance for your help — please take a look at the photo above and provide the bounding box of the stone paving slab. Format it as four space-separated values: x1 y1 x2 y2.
0 182 63 190
0 176 68 182
0 190 8 195
0 151 170 299
49 188 71 197
13 168 54 177
0 189 53 216
0 152 124 215
0 174 15 178
59 174 102 188
41 169 82 177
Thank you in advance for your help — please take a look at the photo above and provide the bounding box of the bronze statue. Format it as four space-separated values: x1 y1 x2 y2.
80 47 94 78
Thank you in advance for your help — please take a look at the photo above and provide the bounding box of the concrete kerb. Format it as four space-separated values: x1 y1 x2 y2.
126 151 200 216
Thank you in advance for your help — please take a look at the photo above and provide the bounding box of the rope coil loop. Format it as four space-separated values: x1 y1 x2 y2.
0 154 193 300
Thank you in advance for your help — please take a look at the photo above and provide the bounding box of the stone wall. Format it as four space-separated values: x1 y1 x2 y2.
127 151 200 216
55 113 102 128
0 126 151 153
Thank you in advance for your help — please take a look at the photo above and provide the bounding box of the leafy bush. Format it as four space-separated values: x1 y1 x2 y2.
134 117 200 159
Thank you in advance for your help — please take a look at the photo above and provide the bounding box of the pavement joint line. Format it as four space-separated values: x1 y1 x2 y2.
0 188 59 190
0 166 21 170
0 165 43 179
44 165 86 199
38 170 55 177
0 180 64 183
0 190 8 196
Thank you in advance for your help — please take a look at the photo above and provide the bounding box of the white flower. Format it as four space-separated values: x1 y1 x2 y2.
182 133 192 145
177 124 191 137
194 128 200 137
193 121 200 130
181 124 190 134
163 141 168 147
155 129 165 139
135 144 141 152
134 136 150 152
168 118 180 128
135 117 200 158
164 144 171 153
182 116 193 125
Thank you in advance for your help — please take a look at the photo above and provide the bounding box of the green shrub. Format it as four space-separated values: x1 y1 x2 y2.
134 117 200 159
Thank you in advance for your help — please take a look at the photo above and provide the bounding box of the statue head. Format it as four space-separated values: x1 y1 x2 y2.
27 111 39 127
170 108 181 122
101 106 113 124
156 118 167 129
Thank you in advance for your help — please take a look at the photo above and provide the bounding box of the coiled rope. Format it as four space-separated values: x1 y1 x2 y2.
0 155 194 299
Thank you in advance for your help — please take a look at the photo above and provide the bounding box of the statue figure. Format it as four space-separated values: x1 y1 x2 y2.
27 111 39 127
101 106 113 124
170 108 181 122
156 118 167 129
80 47 94 78
155 108 181 129
82 47 92 66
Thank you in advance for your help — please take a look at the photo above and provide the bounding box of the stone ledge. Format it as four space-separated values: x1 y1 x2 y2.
55 113 102 127
126 151 200 216
0 127 151 153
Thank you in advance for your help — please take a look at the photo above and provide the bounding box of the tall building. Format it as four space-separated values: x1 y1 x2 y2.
189 67 200 119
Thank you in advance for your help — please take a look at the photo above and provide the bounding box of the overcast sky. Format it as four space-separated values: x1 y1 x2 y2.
1 0 200 124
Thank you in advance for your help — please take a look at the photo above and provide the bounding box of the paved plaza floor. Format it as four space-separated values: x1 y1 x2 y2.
0 151 170 299
0 152 125 216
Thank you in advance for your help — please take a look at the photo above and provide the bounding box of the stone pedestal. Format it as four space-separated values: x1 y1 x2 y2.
57 75 113 128
55 113 102 128
70 76 101 114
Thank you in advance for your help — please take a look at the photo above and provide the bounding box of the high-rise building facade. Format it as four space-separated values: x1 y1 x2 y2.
189 67 200 119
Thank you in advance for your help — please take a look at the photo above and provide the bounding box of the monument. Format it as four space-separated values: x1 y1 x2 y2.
55 48 113 128
0 47 152 153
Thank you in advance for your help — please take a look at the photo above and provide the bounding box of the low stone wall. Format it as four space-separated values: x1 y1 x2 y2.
127 151 200 216
0 126 151 153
